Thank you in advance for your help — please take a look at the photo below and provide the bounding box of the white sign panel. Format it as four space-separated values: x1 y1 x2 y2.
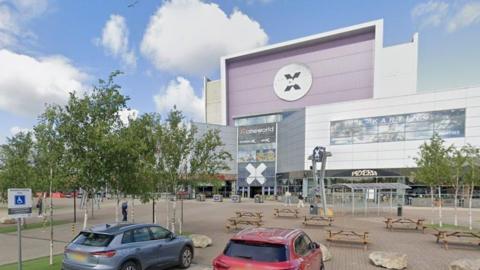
273 63 313 101
8 188 32 218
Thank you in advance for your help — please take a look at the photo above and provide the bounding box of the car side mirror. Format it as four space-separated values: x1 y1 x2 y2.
309 242 320 250
169 233 176 240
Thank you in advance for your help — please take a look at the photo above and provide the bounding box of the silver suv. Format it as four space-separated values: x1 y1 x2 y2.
62 223 194 270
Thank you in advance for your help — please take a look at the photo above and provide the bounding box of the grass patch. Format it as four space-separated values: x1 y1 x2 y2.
0 220 70 234
0 255 63 269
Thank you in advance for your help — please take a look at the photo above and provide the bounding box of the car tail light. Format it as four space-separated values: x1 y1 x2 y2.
213 260 230 269
90 250 116 258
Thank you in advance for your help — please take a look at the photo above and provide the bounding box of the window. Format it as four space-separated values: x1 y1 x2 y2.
122 230 134 244
223 240 288 262
73 232 114 247
133 227 152 242
149 226 171 240
294 234 312 256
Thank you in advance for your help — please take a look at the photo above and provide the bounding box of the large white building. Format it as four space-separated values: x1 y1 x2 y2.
200 20 479 198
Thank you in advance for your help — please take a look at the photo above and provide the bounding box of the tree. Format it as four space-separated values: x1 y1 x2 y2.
448 147 467 226
413 133 451 226
463 144 480 230
57 71 129 228
33 105 66 265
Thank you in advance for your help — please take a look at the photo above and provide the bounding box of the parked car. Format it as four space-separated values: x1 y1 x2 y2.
213 227 324 270
62 223 194 270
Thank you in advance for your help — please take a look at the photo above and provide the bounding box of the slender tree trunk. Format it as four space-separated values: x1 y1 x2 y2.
82 197 88 230
469 182 474 230
152 197 156 224
49 168 53 265
454 179 459 226
430 186 435 225
91 191 94 218
438 186 443 227
115 194 119 223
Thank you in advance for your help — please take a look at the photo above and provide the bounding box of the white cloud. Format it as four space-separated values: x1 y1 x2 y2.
10 126 32 136
0 0 48 48
154 77 204 121
447 2 480 32
411 1 449 27
412 1 480 32
97 14 136 68
0 49 89 116
117 108 139 126
140 0 268 76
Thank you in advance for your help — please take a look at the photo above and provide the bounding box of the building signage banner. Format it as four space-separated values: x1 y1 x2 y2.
330 108 465 145
238 123 276 145
237 123 277 188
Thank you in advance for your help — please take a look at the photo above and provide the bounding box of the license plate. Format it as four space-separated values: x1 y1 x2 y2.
69 253 88 263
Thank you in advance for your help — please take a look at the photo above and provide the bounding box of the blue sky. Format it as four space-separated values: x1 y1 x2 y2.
0 0 479 144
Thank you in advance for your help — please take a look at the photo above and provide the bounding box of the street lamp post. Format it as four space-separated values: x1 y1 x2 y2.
310 146 332 217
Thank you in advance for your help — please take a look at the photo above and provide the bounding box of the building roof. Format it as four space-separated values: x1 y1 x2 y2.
331 183 411 190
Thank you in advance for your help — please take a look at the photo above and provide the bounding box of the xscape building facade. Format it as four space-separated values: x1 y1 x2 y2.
199 20 479 198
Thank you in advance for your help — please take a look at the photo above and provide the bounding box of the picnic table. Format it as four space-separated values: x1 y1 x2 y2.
326 230 370 250
303 215 334 226
236 210 263 219
225 216 263 230
384 217 426 233
433 229 480 250
274 208 300 218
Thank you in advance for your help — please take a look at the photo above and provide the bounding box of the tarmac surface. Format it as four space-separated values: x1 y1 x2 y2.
1 198 479 269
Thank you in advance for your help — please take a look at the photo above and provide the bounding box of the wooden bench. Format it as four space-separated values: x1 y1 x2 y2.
434 230 480 250
326 230 370 250
273 208 300 218
384 217 426 233
303 215 334 226
226 216 263 230
236 211 263 219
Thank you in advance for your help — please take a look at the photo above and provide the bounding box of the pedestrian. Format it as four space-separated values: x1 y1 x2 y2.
284 190 292 206
36 195 43 217
297 193 305 208
121 200 128 222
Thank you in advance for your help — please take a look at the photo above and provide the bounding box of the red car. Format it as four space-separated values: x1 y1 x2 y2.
213 227 324 270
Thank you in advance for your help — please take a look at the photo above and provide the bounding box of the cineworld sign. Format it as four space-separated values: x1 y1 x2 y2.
351 169 378 177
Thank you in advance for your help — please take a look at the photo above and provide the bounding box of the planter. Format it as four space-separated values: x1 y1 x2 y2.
231 195 241 203
196 193 206 202
254 194 264 203
213 194 223 202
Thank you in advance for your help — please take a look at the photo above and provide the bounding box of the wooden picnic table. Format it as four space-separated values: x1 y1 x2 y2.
433 229 480 250
303 215 334 226
326 230 370 250
225 216 263 231
384 217 426 233
273 208 300 218
236 210 263 219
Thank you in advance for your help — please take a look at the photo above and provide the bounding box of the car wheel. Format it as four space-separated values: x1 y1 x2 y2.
178 246 193 268
120 261 138 270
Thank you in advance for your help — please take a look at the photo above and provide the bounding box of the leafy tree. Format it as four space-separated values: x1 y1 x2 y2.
463 144 480 230
448 147 467 226
57 71 129 228
413 133 451 226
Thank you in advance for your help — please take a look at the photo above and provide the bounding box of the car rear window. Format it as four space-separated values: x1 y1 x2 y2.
73 232 114 247
224 240 288 262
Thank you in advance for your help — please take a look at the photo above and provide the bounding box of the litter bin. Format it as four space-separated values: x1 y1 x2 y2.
397 204 403 216
309 204 318 215
254 194 264 203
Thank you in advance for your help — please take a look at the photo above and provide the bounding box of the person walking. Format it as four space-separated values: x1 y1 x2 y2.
121 200 128 222
284 190 292 206
297 193 305 208
36 195 43 217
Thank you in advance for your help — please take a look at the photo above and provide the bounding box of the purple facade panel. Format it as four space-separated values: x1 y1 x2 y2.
226 31 375 125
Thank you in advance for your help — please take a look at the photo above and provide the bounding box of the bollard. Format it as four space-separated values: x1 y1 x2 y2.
71 223 76 236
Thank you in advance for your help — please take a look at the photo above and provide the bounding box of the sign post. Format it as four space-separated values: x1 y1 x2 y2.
310 147 331 217
8 188 32 270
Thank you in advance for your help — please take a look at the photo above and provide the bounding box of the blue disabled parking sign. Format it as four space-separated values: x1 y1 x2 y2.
15 195 26 205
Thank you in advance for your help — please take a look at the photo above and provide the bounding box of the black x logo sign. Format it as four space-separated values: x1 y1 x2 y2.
284 72 301 91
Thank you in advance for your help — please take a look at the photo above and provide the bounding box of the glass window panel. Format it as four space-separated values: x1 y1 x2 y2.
405 121 433 132
377 132 405 142
353 134 377 144
405 130 434 140
406 112 434 123
378 122 405 133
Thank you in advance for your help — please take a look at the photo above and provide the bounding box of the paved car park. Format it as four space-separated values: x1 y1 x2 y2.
1 198 479 269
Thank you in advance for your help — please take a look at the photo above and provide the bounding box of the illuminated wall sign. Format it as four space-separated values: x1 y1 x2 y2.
330 108 466 145
351 169 378 177
273 63 312 101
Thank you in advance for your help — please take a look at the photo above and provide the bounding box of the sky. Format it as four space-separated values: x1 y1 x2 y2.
0 0 479 144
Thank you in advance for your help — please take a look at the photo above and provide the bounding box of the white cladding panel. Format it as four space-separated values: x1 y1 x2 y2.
305 86 480 170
